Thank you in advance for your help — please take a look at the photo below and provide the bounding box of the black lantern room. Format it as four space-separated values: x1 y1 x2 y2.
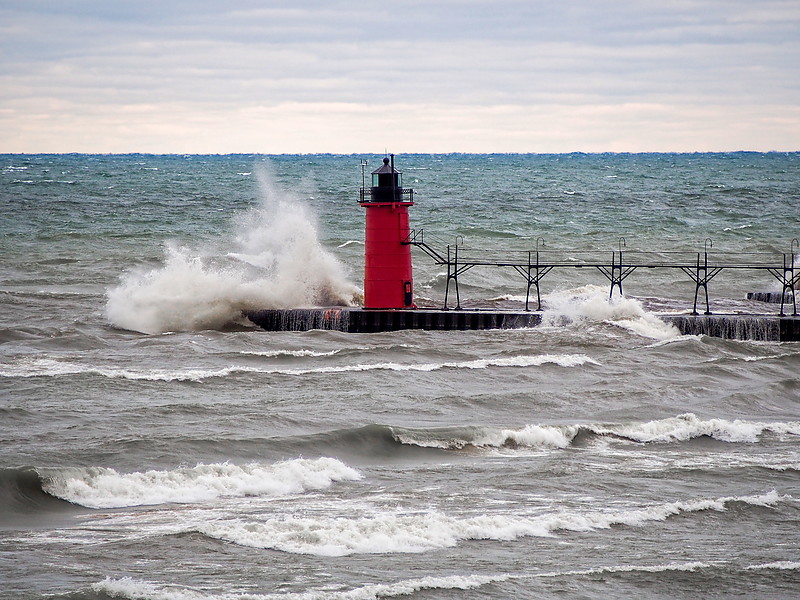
360 154 413 204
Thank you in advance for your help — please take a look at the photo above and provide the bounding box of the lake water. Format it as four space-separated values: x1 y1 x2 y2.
2 153 799 599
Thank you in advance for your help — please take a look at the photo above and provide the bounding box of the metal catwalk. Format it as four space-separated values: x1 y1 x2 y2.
406 232 799 316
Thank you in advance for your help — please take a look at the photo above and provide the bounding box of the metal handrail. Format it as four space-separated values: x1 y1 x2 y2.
404 235 799 315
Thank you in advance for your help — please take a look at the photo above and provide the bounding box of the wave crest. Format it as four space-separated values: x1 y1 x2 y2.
1 353 597 381
92 573 505 600
392 424 580 451
388 414 800 454
596 413 800 444
196 491 783 556
42 457 361 509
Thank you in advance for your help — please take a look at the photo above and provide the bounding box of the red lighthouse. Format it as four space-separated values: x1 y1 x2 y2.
360 155 415 309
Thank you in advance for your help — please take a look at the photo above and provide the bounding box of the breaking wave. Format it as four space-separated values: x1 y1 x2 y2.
590 412 800 444
40 458 361 509
387 414 800 452
390 423 579 450
1 353 598 381
92 573 506 600
541 285 680 340
195 491 784 556
88 559 799 599
105 164 360 334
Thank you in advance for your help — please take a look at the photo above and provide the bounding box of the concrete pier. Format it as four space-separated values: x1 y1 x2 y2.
660 314 800 342
245 308 541 333
746 291 795 304
245 308 800 341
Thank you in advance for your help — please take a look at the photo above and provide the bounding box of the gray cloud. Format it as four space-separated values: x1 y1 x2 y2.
1 0 798 151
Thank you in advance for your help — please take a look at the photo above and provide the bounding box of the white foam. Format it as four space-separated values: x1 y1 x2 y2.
197 491 783 556
279 354 599 375
0 357 262 382
389 415 800 454
1 353 597 381
197 512 550 556
92 578 206 600
486 294 527 302
542 285 680 340
337 239 364 248
741 350 800 362
92 573 506 600
239 349 341 358
331 574 507 599
497 424 579 449
745 561 800 571
43 458 362 509
645 335 702 348
533 561 713 579
595 413 800 443
393 424 579 450
105 164 359 334
419 272 448 289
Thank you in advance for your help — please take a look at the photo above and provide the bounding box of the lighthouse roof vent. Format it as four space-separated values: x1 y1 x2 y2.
371 156 400 175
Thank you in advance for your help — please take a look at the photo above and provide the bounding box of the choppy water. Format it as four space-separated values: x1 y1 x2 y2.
2 153 799 599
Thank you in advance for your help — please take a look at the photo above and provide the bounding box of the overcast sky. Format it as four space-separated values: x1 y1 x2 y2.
1 0 798 153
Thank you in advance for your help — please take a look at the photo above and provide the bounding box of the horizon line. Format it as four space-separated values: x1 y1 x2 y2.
2 150 799 157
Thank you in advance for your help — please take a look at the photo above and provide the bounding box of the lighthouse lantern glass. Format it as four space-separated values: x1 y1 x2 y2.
373 172 401 187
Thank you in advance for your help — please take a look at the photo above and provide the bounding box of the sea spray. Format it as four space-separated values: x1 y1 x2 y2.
105 164 360 334
541 285 680 340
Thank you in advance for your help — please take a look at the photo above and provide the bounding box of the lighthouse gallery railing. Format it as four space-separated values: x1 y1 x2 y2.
359 187 415 203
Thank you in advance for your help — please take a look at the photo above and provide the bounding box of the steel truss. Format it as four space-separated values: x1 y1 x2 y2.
403 232 799 316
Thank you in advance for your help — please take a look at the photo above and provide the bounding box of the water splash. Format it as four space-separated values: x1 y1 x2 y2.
106 164 360 334
541 285 680 340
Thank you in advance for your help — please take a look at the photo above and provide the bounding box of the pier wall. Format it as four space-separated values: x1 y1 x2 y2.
245 309 799 341
661 315 781 341
244 309 541 333
746 291 795 304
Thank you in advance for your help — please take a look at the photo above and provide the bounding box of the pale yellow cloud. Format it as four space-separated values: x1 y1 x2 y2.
3 100 798 154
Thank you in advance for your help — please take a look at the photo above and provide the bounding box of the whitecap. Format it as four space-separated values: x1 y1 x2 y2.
92 573 507 600
745 561 800 571
486 294 528 303
239 349 341 358
279 354 600 376
533 561 713 578
595 413 800 444
43 458 362 509
196 491 783 556
1 353 597 382
392 424 580 451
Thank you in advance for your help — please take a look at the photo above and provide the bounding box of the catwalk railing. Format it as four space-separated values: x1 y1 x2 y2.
404 232 799 316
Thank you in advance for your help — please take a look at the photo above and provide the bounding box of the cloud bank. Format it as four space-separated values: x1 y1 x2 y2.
1 1 798 152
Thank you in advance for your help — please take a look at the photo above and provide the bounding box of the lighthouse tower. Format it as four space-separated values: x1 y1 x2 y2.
360 155 415 309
